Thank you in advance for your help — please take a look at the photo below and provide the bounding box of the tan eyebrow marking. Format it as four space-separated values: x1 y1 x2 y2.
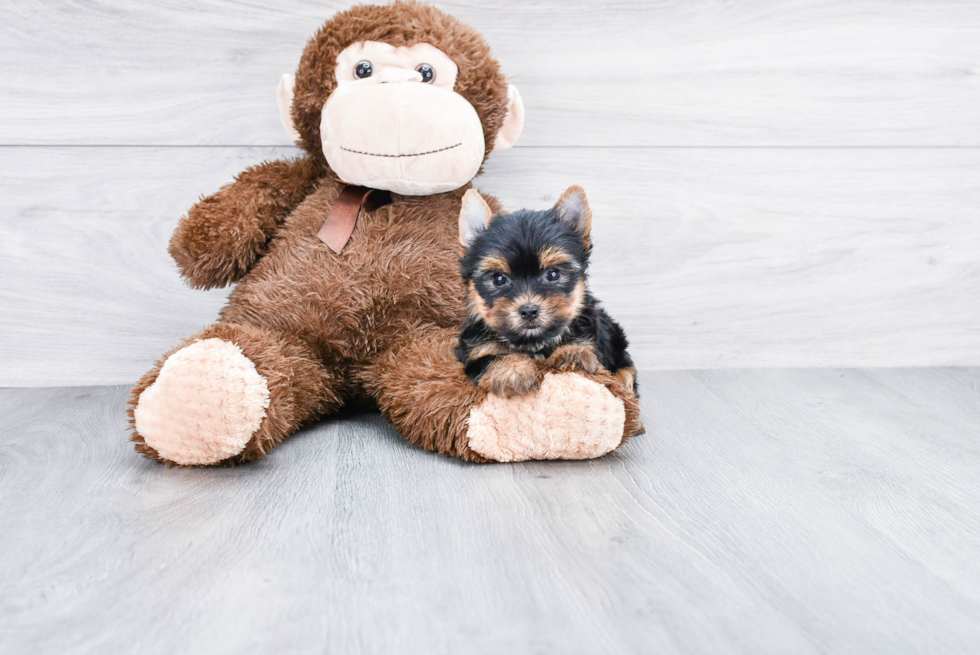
479 255 511 274
538 246 572 269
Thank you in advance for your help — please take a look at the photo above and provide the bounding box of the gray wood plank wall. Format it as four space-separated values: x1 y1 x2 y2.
2 1 979 386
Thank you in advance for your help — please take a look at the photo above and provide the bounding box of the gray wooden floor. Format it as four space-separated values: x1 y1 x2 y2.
3 369 979 654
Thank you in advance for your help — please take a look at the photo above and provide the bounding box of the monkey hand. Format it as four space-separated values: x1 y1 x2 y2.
169 156 320 290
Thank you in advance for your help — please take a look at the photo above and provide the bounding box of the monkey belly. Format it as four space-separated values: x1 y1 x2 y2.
221 222 465 366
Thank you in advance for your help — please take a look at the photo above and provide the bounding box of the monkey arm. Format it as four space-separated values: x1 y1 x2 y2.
168 155 321 289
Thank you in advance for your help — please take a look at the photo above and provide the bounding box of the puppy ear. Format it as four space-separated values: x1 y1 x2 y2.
554 185 592 243
459 189 494 248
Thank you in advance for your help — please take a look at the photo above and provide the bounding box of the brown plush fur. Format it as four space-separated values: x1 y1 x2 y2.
130 322 340 465
129 1 641 464
169 155 324 290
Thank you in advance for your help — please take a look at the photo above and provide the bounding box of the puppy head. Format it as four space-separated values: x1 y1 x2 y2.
459 186 592 350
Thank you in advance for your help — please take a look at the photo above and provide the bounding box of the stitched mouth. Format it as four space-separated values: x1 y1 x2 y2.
340 143 462 158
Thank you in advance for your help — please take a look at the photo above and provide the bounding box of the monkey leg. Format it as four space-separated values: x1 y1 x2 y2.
129 323 341 466
361 327 642 463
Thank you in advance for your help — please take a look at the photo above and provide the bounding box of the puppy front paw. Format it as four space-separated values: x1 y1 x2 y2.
547 343 602 374
479 354 541 398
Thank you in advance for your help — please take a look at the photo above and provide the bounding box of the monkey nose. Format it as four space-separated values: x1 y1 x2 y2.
377 67 425 84
519 304 540 321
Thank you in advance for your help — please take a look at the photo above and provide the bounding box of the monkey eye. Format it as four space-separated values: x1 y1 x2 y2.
491 272 509 287
415 63 435 83
354 61 373 79
545 268 561 282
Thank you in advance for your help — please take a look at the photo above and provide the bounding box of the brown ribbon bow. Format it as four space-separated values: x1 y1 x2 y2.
317 185 392 254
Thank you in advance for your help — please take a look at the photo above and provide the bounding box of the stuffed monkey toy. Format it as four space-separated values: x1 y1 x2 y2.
129 1 642 465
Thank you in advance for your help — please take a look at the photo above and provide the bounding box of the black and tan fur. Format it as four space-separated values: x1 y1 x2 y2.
456 187 637 398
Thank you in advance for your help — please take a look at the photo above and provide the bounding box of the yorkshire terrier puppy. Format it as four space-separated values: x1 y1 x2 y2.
455 185 637 399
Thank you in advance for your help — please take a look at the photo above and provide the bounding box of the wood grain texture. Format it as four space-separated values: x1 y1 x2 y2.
1 0 979 146
2 369 979 654
2 146 978 386
2 0 979 384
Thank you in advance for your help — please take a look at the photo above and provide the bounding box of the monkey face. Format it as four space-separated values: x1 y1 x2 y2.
281 4 525 196
280 19 524 198
320 41 487 196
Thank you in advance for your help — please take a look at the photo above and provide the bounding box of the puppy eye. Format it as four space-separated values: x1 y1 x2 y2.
545 268 561 282
492 272 509 287
415 63 435 83
354 61 373 79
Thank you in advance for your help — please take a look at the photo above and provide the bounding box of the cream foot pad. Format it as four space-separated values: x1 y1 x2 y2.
467 372 626 462
134 339 270 465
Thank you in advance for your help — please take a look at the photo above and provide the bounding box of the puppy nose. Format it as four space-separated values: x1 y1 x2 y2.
519 304 540 321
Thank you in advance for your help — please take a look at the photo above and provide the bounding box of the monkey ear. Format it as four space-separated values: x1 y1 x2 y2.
277 73 302 143
459 189 494 248
554 185 592 243
491 85 524 152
